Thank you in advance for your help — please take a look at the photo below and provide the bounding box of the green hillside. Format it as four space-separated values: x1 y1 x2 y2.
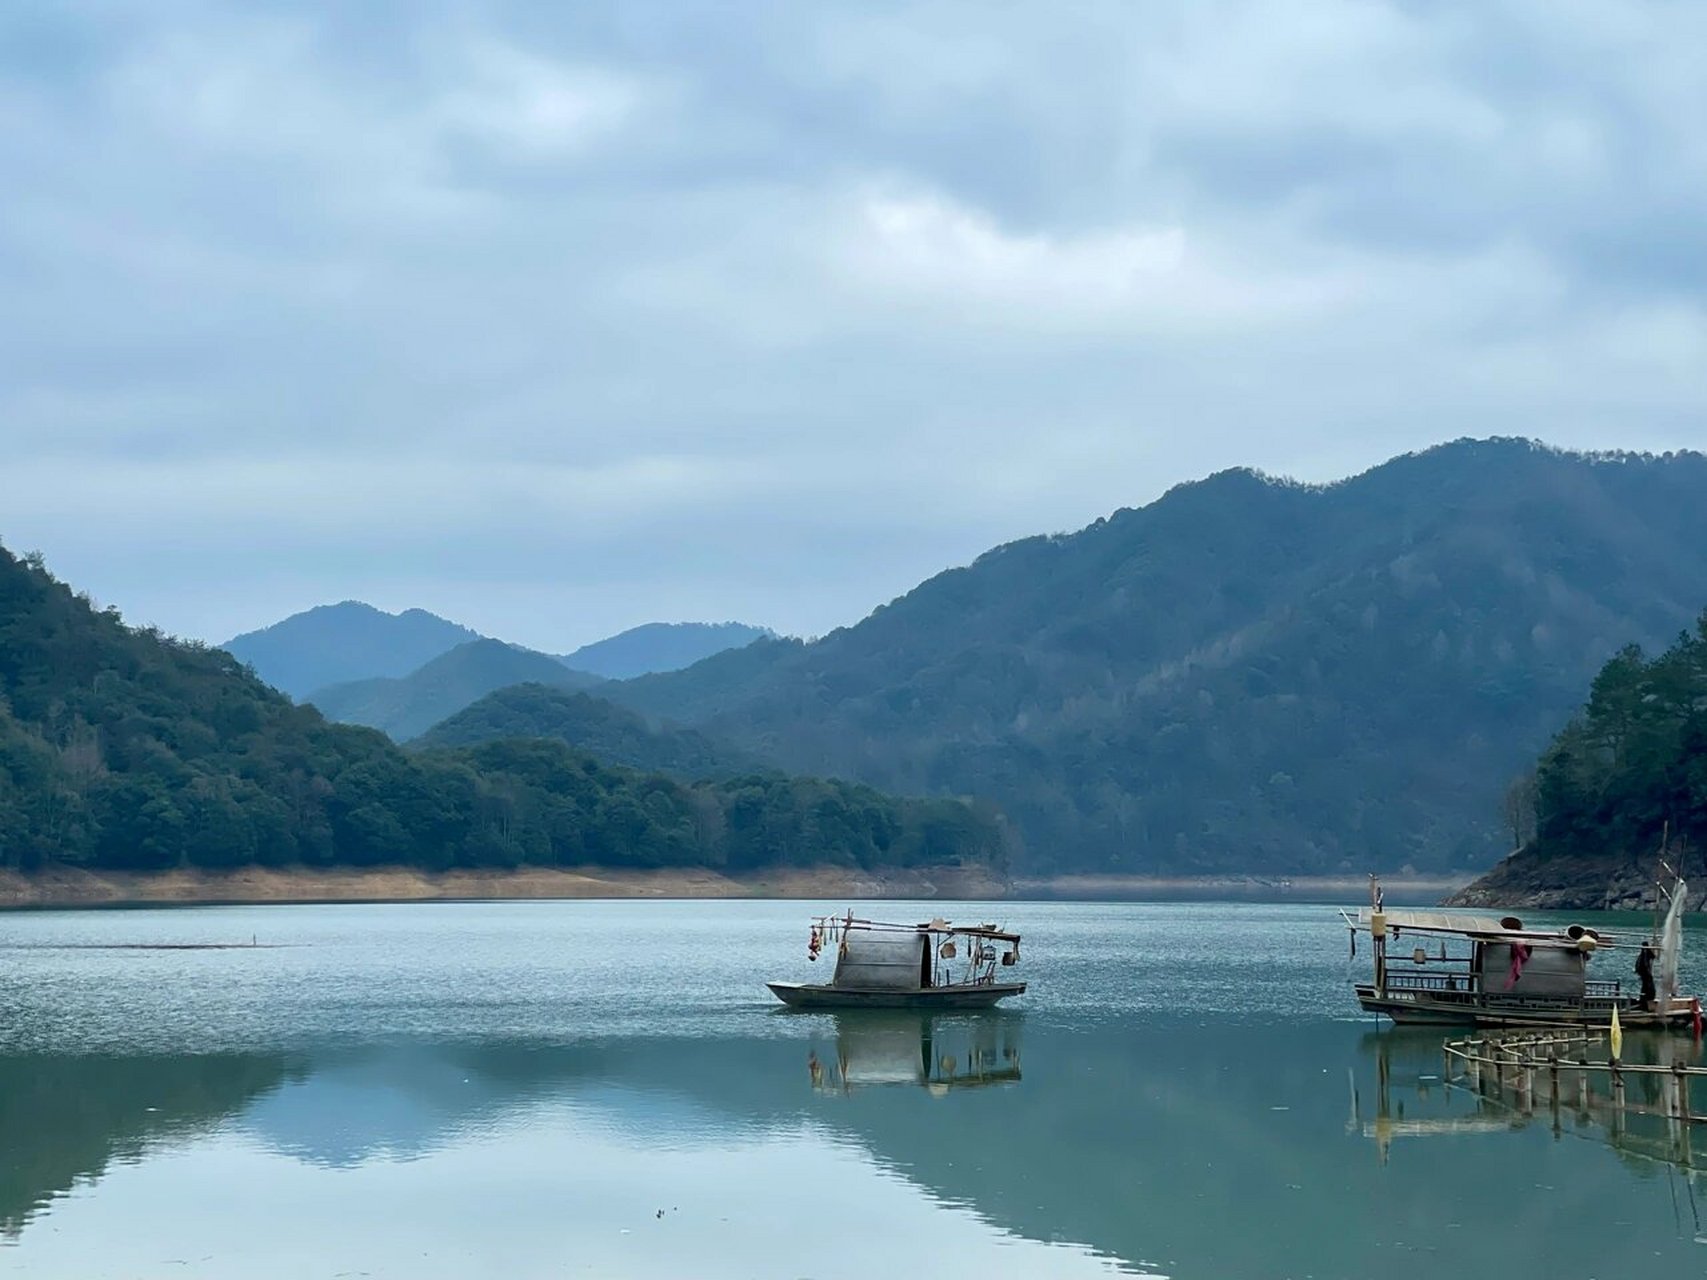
414 684 748 777
1450 615 1707 907
0 547 1003 876
609 440 1707 875
308 640 603 741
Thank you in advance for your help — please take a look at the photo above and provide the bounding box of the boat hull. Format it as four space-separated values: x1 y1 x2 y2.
1355 984 1698 1029
767 981 1026 1010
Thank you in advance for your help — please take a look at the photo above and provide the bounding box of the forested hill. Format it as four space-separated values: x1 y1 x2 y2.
1448 617 1707 909
414 684 749 777
0 547 1004 876
224 602 481 699
609 440 1707 876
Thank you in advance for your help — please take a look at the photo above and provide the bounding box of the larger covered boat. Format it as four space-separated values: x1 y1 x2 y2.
1341 876 1700 1029
767 912 1026 1010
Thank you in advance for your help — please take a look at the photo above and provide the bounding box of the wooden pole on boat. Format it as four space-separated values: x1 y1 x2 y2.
1369 875 1387 998
1654 821 1670 945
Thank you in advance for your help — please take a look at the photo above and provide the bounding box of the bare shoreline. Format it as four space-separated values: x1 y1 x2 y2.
0 864 1467 911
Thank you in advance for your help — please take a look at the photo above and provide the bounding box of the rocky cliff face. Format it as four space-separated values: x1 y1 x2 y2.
1445 846 1707 912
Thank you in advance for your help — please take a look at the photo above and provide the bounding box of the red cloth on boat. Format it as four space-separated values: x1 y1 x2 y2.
1505 943 1531 990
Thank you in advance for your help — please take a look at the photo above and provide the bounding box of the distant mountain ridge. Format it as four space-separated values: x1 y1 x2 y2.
558 622 772 680
224 602 481 699
308 640 604 742
225 608 771 703
607 439 1707 877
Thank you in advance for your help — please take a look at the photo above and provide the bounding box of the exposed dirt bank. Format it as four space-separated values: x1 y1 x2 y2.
0 863 1014 910
0 865 1468 910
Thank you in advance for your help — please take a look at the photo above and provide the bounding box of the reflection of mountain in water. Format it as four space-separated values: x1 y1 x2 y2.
11 1020 1707 1273
0 1054 297 1240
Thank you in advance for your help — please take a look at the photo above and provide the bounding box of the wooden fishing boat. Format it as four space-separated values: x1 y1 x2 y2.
1341 875 1701 1030
768 913 1026 1010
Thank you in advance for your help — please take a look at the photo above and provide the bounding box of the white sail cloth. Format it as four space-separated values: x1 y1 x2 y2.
1656 878 1687 1002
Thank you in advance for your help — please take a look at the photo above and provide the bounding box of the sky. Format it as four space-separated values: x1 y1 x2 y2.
2 0 1704 651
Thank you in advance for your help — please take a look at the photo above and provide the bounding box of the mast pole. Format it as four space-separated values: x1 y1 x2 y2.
1370 873 1387 998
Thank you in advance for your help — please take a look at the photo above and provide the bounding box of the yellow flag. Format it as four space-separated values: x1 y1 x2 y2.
1610 1004 1624 1061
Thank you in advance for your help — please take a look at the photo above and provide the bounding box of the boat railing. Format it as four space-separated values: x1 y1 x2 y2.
1383 970 1627 1003
1384 968 1477 995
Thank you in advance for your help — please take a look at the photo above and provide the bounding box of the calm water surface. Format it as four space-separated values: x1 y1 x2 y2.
1 899 1702 1278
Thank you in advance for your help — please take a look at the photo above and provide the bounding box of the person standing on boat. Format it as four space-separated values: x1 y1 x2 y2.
1636 941 1657 1011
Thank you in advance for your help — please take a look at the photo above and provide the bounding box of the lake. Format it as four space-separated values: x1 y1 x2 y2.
1 899 1702 1278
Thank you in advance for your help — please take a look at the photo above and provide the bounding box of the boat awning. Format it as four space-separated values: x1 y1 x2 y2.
1348 908 1620 946
1354 908 1506 934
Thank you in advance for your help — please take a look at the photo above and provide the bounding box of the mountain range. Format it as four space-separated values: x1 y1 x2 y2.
11 435 1701 888
223 609 770 702
223 602 480 699
598 439 1707 877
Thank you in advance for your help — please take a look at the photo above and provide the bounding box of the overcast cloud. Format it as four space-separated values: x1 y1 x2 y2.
2 0 1703 649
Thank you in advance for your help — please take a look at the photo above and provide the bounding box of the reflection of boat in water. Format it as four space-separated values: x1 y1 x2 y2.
807 1012 1022 1095
1339 873 1700 1028
768 913 1026 1010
